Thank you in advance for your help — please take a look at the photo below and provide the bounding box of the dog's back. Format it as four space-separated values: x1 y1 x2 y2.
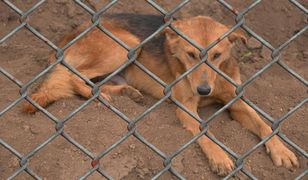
106 14 164 40
105 14 169 61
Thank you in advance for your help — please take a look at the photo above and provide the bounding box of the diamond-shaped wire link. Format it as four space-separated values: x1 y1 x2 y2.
0 0 307 179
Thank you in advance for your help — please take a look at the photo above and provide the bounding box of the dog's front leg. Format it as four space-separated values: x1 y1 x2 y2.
218 92 299 169
176 96 234 176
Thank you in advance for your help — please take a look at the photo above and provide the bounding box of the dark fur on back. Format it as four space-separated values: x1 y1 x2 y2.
106 14 164 40
105 14 166 56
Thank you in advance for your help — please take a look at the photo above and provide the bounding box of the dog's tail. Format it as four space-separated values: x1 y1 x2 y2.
22 66 75 113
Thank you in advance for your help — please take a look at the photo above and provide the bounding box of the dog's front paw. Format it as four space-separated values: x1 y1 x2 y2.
122 86 144 103
208 151 234 176
269 144 299 169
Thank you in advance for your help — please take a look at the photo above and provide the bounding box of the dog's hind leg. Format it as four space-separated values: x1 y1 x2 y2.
107 75 144 102
70 75 112 102
101 84 144 103
72 73 143 103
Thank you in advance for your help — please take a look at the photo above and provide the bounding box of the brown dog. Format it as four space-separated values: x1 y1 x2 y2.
23 15 299 176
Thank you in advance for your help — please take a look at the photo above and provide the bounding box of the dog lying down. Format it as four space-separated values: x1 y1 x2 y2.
23 15 299 176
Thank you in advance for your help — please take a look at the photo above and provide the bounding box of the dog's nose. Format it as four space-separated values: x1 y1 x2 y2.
197 83 211 95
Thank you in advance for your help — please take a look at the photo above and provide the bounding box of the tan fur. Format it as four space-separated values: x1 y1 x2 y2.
22 16 299 175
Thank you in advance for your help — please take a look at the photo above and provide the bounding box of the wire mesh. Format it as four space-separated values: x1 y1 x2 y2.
0 0 307 179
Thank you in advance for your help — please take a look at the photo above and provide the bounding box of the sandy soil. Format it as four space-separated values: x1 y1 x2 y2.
0 0 307 179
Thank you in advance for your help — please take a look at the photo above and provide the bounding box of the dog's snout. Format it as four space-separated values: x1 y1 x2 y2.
197 83 211 95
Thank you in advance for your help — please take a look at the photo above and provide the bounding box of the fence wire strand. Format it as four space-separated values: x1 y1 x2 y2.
0 0 307 179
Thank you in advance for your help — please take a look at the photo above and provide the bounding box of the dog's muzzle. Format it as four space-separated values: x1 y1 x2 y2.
197 82 211 96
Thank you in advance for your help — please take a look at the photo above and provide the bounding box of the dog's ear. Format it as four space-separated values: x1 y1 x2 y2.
228 29 247 44
164 27 179 41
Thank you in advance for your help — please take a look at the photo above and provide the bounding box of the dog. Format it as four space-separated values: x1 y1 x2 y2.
23 15 299 176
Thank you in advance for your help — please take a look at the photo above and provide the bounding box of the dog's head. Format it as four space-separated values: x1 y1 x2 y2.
164 16 246 96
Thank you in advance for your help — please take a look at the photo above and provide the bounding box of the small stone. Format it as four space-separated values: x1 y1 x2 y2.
286 12 292 18
251 56 260 63
302 51 308 58
52 8 58 14
143 168 150 174
136 167 150 176
129 144 135 150
70 20 80 29
37 8 44 13
197 161 203 166
111 153 119 159
29 126 40 135
9 157 19 168
66 3 77 18
0 42 8 49
137 174 144 179
23 125 30 131
281 7 288 13
247 38 262 49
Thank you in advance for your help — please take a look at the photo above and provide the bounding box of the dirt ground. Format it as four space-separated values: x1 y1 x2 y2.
0 0 307 179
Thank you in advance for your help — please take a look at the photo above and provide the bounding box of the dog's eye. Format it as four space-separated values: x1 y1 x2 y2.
213 52 221 60
187 52 198 60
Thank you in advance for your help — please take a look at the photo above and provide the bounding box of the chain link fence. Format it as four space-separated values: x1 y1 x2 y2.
0 0 307 179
